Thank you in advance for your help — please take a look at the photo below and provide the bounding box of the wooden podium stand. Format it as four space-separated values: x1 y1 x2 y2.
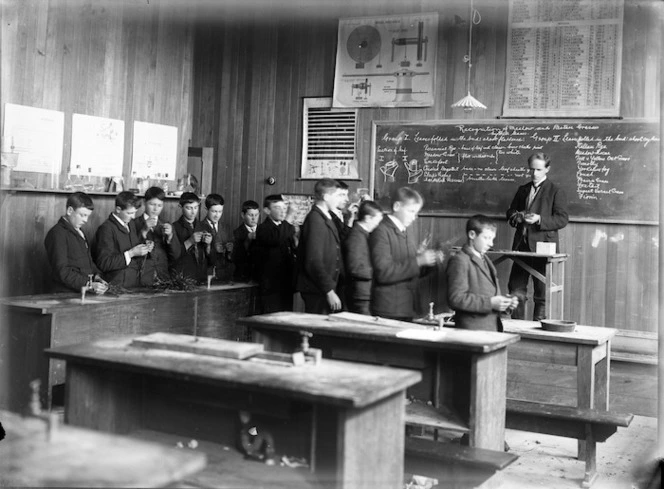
486 250 568 320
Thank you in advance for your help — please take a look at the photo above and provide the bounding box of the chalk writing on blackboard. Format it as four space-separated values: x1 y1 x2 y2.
372 120 659 222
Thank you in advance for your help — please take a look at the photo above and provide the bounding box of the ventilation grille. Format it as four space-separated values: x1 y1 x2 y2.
302 98 357 164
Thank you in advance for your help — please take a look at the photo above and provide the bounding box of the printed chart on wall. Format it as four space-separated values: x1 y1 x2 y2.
333 12 438 108
282 194 314 226
371 120 659 223
503 0 624 117
131 121 178 181
71 114 124 177
2 103 64 174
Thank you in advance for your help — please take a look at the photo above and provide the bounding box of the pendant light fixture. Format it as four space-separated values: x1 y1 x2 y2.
451 0 486 111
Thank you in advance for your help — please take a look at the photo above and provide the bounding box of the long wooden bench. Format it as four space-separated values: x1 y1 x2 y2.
405 437 518 488
505 399 633 488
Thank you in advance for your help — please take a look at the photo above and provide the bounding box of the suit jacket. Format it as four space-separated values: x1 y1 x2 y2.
133 215 181 281
44 217 101 292
506 179 569 251
172 216 209 283
369 216 421 319
343 222 372 301
95 214 155 287
199 218 233 281
446 244 503 332
232 224 257 282
255 218 296 294
296 205 343 297
330 211 351 243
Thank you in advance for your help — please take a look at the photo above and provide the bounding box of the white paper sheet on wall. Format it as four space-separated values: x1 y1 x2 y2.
131 121 178 180
3 103 64 174
71 114 125 177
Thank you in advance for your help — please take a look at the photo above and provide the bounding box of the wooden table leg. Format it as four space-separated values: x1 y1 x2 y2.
576 344 606 462
65 364 143 434
315 392 405 489
469 349 507 451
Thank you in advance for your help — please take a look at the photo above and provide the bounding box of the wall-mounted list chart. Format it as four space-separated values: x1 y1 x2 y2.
503 0 624 118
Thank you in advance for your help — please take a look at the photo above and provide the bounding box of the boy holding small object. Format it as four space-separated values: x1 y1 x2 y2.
446 215 518 332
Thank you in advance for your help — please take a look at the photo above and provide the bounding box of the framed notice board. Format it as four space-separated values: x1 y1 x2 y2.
371 120 659 224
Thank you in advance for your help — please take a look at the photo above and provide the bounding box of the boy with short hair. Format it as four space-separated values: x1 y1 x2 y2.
343 200 383 315
44 192 108 294
370 187 440 321
134 186 181 281
199 193 233 282
447 215 519 332
330 180 354 243
232 200 260 282
255 194 297 313
296 179 346 314
95 191 155 288
172 192 208 283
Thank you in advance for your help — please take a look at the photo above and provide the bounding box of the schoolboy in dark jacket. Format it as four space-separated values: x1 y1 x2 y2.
255 194 297 313
199 193 233 282
370 187 440 321
133 186 181 281
447 215 518 332
343 200 383 315
44 192 108 294
296 179 346 314
232 200 260 282
95 191 154 287
172 192 209 283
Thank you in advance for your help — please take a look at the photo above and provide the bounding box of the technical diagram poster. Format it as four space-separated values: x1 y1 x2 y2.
333 12 438 108
3 103 64 174
503 0 623 117
131 121 178 179
71 114 124 176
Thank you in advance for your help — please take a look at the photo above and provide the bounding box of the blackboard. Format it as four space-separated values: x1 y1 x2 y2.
371 120 660 223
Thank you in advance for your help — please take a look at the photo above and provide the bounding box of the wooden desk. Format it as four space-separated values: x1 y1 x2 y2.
486 250 568 320
46 336 421 489
0 283 258 412
503 319 615 411
239 312 520 452
502 319 616 462
0 409 206 487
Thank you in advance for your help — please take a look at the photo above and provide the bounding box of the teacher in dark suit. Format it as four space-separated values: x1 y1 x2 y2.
506 152 569 320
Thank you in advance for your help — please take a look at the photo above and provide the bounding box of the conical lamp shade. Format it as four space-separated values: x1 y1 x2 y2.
451 91 487 110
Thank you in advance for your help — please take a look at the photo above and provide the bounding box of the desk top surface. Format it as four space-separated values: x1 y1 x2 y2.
46 336 421 409
0 282 256 313
0 409 206 487
451 247 568 259
239 312 520 353
502 319 616 345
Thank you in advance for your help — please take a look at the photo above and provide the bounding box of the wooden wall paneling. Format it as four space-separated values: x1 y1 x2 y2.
29 0 49 109
273 20 295 198
0 1 18 127
643 0 661 119
621 1 645 118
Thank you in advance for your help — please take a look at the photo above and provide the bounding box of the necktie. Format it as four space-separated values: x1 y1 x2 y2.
527 184 540 209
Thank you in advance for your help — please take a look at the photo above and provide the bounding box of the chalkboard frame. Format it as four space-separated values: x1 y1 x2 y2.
370 119 659 225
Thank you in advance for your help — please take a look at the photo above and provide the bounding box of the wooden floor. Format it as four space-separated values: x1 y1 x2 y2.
508 360 657 417
491 415 657 489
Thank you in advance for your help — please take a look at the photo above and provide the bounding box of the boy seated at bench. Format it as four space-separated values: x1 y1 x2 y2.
446 214 518 332
44 192 108 294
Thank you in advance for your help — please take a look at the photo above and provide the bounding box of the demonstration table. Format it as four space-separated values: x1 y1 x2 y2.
240 312 520 452
486 250 568 320
46 336 421 489
0 409 206 487
0 283 258 412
